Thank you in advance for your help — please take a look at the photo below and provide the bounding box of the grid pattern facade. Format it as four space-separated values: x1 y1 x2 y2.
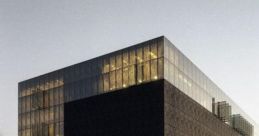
18 37 164 136
164 80 241 136
232 114 254 136
18 36 258 136
163 38 258 135
64 80 243 136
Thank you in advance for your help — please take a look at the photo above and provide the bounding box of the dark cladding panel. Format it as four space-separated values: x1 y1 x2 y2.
64 80 164 136
65 80 245 136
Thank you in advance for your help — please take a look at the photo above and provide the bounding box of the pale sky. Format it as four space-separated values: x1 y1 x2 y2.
0 0 259 135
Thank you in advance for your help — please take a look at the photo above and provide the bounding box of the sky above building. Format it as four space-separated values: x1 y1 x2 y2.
0 0 259 135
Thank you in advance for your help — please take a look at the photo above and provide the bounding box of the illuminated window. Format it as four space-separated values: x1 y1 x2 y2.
123 67 129 87
158 40 163 58
110 71 116 90
103 58 110 73
129 49 136 65
40 81 45 91
150 43 158 59
143 61 150 81
48 123 54 136
49 80 54 90
116 53 122 69
116 69 122 89
143 45 150 61
137 48 143 63
128 65 136 85
110 56 116 71
123 51 129 67
137 63 143 83
103 74 109 92
151 59 158 80
21 88 27 97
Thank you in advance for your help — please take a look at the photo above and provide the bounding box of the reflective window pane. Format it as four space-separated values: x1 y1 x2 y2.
158 40 163 58
103 58 109 73
116 69 122 89
143 61 150 82
123 67 129 87
158 58 164 79
129 65 136 85
129 49 136 65
150 43 158 59
109 71 116 90
123 51 129 67
151 59 158 80
110 56 116 71
103 74 109 92
137 48 143 63
137 63 143 83
116 53 122 69
143 45 150 61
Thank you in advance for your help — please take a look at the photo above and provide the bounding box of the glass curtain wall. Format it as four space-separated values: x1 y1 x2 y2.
18 36 258 136
18 38 164 136
163 37 258 136
18 73 64 136
163 39 213 111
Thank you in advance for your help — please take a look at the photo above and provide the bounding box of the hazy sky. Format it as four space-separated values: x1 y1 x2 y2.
0 0 259 135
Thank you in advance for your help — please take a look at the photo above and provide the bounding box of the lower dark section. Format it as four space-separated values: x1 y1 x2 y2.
64 80 164 136
164 80 241 136
65 80 241 136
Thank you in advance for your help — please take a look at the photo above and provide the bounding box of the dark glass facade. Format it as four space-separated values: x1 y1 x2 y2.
65 80 164 136
64 80 244 136
18 36 258 136
18 37 164 136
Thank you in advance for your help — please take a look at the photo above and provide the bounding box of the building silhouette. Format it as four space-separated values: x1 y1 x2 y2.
18 36 257 136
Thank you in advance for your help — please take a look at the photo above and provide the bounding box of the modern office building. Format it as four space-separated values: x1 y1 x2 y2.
18 36 258 136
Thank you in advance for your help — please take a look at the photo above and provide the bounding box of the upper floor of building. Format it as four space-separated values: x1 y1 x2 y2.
18 36 258 136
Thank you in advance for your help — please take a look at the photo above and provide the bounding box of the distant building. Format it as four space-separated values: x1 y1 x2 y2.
18 36 257 136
